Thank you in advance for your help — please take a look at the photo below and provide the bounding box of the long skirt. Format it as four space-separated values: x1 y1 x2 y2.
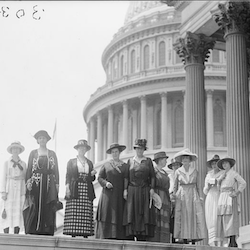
63 175 94 237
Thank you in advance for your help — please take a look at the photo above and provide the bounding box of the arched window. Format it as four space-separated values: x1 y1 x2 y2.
131 50 135 74
143 45 150 70
212 49 220 63
214 98 226 146
120 55 124 77
173 100 184 146
158 41 166 66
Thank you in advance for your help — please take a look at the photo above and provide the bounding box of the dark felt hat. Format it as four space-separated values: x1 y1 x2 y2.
153 151 169 162
217 156 235 169
74 139 91 151
133 139 147 150
106 143 126 154
34 130 51 141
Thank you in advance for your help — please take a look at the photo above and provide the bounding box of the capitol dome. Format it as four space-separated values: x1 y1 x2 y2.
83 1 227 172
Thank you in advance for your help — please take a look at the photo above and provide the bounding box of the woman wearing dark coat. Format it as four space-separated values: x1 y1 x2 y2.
25 130 59 236
63 140 96 238
123 139 156 241
95 143 128 239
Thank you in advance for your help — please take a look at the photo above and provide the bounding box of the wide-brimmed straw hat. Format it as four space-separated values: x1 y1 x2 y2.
133 139 147 150
168 158 182 170
217 156 235 169
207 154 220 167
34 130 51 141
106 143 126 154
174 148 198 163
74 139 91 151
7 141 25 154
153 151 169 162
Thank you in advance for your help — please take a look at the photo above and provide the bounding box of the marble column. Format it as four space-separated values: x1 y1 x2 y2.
161 92 168 149
97 111 103 162
140 95 147 139
123 100 129 152
108 105 114 147
174 32 215 196
214 1 250 225
89 117 96 163
206 89 214 148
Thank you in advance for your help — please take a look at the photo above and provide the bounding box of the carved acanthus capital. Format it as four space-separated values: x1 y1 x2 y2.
213 1 250 36
174 32 216 65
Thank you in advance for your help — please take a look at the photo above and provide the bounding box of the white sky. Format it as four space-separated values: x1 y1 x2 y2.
0 1 130 197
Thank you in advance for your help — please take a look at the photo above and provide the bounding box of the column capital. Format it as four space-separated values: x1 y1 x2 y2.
107 104 113 111
122 99 128 106
160 92 167 98
206 89 214 96
174 31 216 65
139 95 146 101
213 1 250 36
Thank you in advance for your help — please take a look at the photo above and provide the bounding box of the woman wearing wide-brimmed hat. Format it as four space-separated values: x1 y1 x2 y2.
123 139 156 241
25 130 59 236
95 143 128 239
63 139 96 238
172 148 206 244
168 158 182 243
148 151 171 243
0 141 26 234
216 156 246 248
203 155 224 246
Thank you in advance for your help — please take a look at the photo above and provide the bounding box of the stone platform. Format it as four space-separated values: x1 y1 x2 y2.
0 234 246 250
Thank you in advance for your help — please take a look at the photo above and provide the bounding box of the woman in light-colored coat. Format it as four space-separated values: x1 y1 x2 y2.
0 141 26 234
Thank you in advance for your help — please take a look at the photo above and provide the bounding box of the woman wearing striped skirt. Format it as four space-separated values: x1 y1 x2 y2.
63 140 96 238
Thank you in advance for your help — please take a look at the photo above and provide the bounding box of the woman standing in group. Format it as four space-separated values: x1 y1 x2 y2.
0 141 26 234
203 155 224 246
123 139 156 241
95 143 127 239
217 156 246 248
63 139 96 238
148 151 171 243
168 158 182 243
25 130 59 235
173 148 206 244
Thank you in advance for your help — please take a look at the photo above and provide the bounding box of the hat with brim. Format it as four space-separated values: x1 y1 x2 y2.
152 193 162 210
168 158 182 170
174 148 198 163
207 154 220 167
217 156 235 169
153 151 169 162
74 139 91 151
34 130 51 141
7 141 25 154
133 138 147 150
106 143 126 154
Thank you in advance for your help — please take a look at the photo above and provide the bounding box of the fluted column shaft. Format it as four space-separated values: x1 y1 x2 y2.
225 31 250 225
89 117 96 163
161 92 167 149
123 100 129 152
214 1 250 226
140 96 147 139
108 105 114 147
206 90 214 148
97 111 103 161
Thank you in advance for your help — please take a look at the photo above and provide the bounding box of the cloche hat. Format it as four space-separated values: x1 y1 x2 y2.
106 143 126 154
7 141 25 154
153 151 169 162
217 156 235 169
133 138 147 150
34 130 51 141
207 154 220 167
74 139 91 151
174 148 198 163
168 158 182 170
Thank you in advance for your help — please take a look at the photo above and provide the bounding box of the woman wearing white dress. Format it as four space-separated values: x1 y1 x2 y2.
216 156 246 248
173 148 206 244
203 154 224 246
0 141 26 234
